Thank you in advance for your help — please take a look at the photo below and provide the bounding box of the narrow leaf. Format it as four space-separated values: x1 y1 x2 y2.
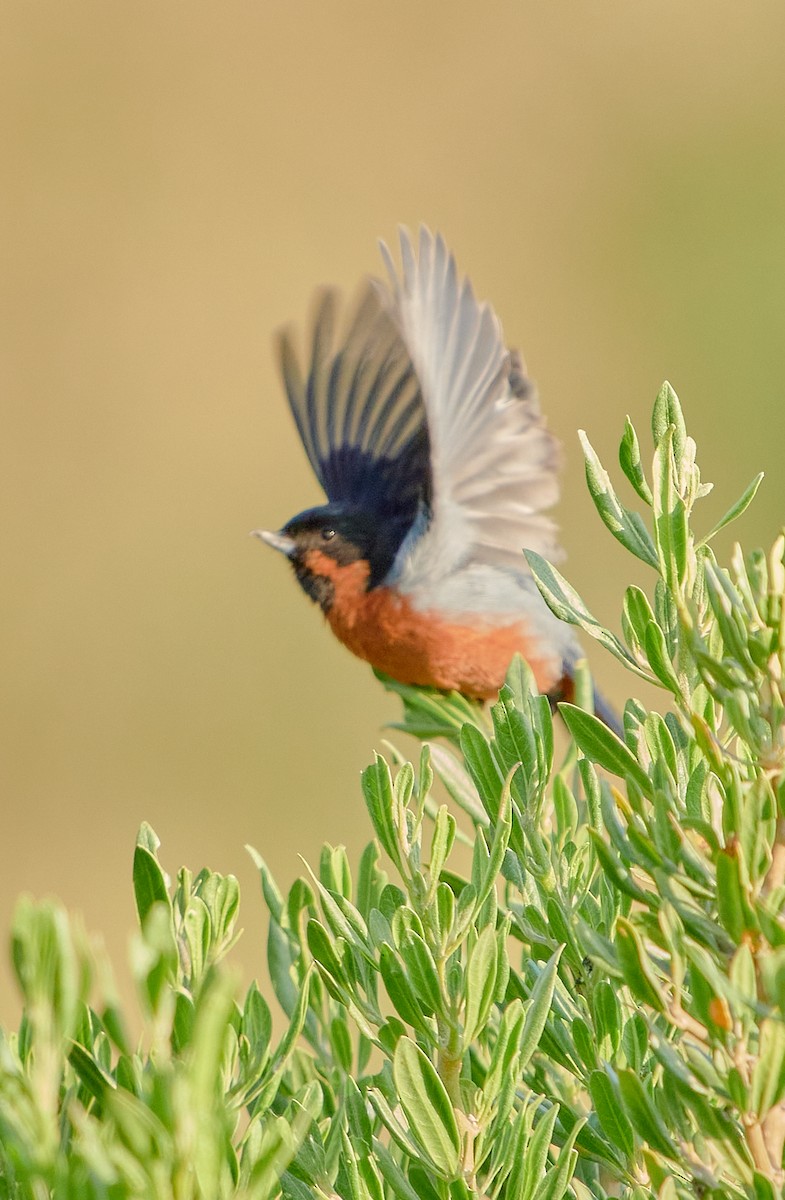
700 472 764 546
652 425 689 590
525 551 655 683
393 1037 461 1179
652 381 687 461
619 417 653 505
615 919 666 1012
362 756 401 869
751 1018 785 1117
133 843 170 926
559 704 651 795
617 1069 678 1158
643 621 682 696
464 925 499 1043
519 946 563 1070
589 1072 635 1160
579 430 659 568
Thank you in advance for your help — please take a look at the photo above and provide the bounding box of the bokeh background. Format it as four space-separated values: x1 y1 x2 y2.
3 2 785 1018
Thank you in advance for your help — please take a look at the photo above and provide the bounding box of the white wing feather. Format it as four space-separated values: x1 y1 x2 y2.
377 227 564 593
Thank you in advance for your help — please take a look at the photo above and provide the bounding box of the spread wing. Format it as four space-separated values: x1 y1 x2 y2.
377 226 564 583
276 284 431 534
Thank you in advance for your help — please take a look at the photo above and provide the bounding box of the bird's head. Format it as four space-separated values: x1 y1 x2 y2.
254 503 406 613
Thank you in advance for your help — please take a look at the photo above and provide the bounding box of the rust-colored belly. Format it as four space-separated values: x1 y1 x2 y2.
306 552 561 700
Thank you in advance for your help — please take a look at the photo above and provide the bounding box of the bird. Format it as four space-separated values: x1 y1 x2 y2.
255 226 613 720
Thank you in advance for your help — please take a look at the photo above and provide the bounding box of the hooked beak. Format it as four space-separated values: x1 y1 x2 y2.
251 529 296 557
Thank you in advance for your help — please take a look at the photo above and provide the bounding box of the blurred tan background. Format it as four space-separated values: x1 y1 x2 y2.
2 2 785 1018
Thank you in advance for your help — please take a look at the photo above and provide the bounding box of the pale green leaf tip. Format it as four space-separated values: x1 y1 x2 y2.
136 822 160 854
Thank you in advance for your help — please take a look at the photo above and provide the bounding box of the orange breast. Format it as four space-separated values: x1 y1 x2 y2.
302 549 562 700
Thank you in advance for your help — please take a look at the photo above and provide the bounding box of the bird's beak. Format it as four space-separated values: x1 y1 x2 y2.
251 529 296 557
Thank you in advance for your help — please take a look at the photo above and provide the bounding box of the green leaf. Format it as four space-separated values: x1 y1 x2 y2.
579 759 602 831
132 902 178 1014
429 742 489 827
372 1140 424 1200
571 1017 599 1074
519 946 563 1070
329 1015 353 1073
504 653 537 707
533 1115 583 1200
133 838 170 926
474 775 512 914
617 1069 678 1158
357 841 386 920
306 918 344 985
434 883 456 952
319 844 352 899
619 417 653 505
68 1040 116 1103
492 687 537 781
247 1110 309 1197
716 850 757 943
196 870 240 948
751 1018 785 1117
482 998 525 1104
652 381 687 461
517 1103 559 1200
408 1167 445 1200
460 725 504 822
753 1174 778 1200
579 429 659 568
464 925 499 1043
429 806 456 889
282 1172 316 1200
615 919 666 1012
11 899 82 1038
181 895 210 985
622 1015 648 1077
362 756 401 869
700 472 764 546
652 425 689 590
343 1079 373 1159
559 704 651 795
172 988 195 1052
592 980 622 1056
186 971 236 1119
304 869 371 959
377 1017 406 1057
399 931 443 1018
525 551 655 683
393 1037 461 1179
246 844 285 924
552 775 578 843
273 969 313 1066
136 821 161 856
588 831 647 902
589 1071 634 1159
379 944 431 1034
622 586 657 658
643 621 682 696
266 913 299 1019
376 671 483 742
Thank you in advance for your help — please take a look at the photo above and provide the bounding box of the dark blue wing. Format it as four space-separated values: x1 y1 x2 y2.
276 285 431 530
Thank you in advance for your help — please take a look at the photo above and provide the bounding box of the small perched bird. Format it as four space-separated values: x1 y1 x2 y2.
256 227 598 711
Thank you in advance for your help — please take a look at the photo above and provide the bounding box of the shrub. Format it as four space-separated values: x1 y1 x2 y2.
2 384 783 1200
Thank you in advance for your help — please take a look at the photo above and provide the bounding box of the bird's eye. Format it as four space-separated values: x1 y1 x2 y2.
321 527 336 542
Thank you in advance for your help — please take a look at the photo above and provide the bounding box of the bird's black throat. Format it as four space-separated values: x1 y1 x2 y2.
294 565 336 611
281 501 421 614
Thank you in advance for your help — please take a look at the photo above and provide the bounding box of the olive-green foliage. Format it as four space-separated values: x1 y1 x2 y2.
2 384 784 1199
